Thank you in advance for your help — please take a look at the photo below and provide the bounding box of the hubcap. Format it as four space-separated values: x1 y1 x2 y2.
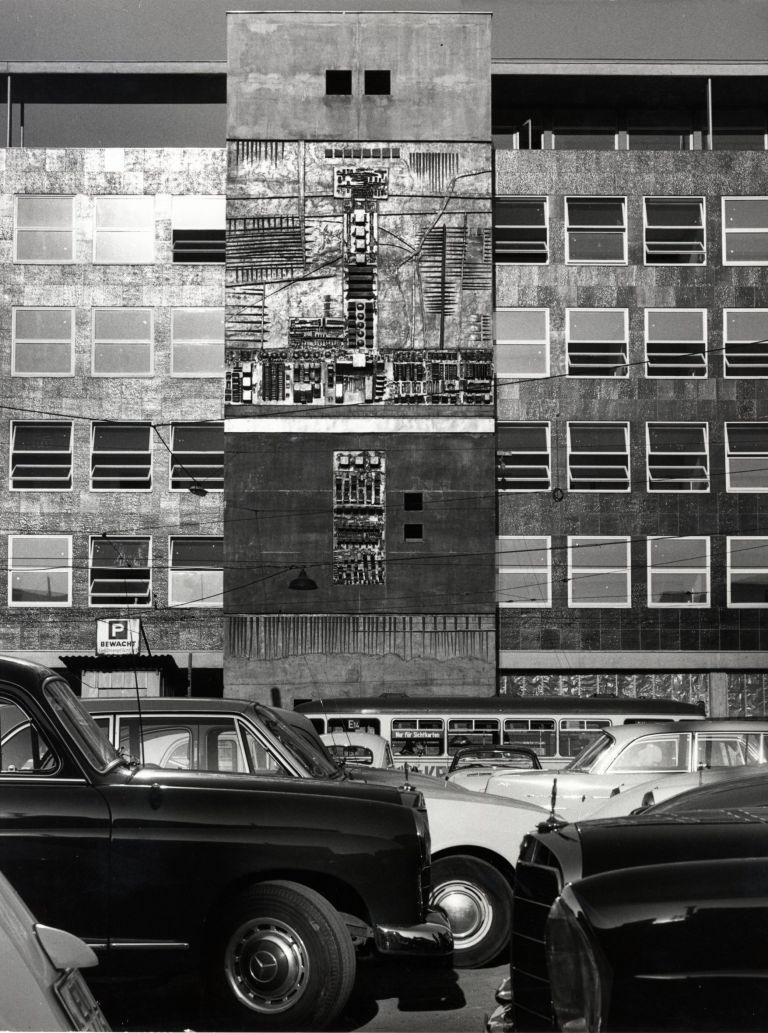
432 879 492 950
224 916 309 1013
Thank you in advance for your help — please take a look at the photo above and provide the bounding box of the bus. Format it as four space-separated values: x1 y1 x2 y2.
294 694 707 775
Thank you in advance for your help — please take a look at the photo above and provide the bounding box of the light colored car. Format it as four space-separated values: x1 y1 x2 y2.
322 730 394 769
0 867 109 1031
468 719 768 821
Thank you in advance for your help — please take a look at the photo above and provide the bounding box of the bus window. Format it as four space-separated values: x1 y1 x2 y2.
559 719 610 758
392 719 445 758
329 717 381 736
503 719 556 757
448 718 500 753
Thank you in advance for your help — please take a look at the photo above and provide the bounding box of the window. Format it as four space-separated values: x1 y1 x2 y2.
0 700 57 774
498 536 551 607
91 423 152 490
646 423 709 492
566 309 628 376
326 70 352 95
89 536 151 606
14 195 74 262
92 309 153 376
12 308 74 375
169 537 223 607
558 719 611 758
171 308 224 376
493 197 548 263
170 423 224 492
93 196 154 263
404 524 423 542
503 719 556 756
391 720 444 758
10 422 73 491
643 197 705 264
403 492 422 511
645 309 707 378
495 308 549 378
565 197 627 263
497 422 550 491
568 536 631 607
723 309 768 377
722 197 768 264
364 70 390 95
448 719 500 752
647 537 709 607
567 423 630 492
727 537 768 607
171 196 225 264
725 423 768 491
611 734 690 773
8 535 71 606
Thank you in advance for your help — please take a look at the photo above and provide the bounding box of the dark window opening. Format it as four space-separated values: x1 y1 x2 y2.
403 492 423 511
365 70 391 96
172 229 225 264
326 70 352 95
404 523 423 542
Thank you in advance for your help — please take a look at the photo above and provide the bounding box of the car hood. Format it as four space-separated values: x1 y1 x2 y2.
345 765 468 795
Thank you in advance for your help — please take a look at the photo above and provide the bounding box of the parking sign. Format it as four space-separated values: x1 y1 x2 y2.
96 619 140 655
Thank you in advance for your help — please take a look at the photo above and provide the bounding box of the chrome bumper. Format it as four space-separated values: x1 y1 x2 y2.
374 906 453 956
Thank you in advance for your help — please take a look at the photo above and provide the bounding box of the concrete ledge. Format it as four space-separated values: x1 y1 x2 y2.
499 650 768 671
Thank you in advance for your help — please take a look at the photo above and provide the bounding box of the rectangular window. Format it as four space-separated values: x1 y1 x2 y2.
91 423 152 490
566 309 628 376
170 423 224 492
726 423 768 491
503 719 557 757
89 536 151 606
493 197 548 263
644 197 705 264
391 719 445 759
646 423 709 492
723 309 768 377
169 537 223 608
497 422 551 491
171 196 225 264
10 422 73 491
728 537 768 607
14 195 74 263
447 719 500 752
648 537 709 607
565 197 627 264
645 309 707 378
171 308 224 376
364 70 390 95
326 70 352 95
12 308 74 376
92 309 153 376
498 536 551 607
93 196 154 263
567 423 630 492
495 308 549 378
722 197 768 264
8 535 71 606
568 536 631 608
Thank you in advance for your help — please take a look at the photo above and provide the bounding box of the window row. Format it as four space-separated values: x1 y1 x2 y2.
14 195 225 264
498 536 768 609
496 307 768 378
10 307 224 377
494 195 768 266
9 422 223 492
497 422 768 493
7 536 223 608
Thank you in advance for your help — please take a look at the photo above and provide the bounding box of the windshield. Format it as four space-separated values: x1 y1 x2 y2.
563 731 613 772
258 708 339 779
43 679 123 772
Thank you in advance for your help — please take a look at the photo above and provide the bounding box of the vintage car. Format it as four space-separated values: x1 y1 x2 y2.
446 745 542 781
321 730 395 768
646 768 768 813
83 695 554 969
488 801 768 1032
0 657 452 1031
0 866 109 1031
468 718 768 819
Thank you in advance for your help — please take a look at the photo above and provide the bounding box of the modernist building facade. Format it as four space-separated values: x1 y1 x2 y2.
1 0 768 715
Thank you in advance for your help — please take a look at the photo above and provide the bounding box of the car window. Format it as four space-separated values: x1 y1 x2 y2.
564 732 613 772
241 726 290 776
329 744 375 765
610 733 691 773
0 700 57 774
697 733 768 768
117 715 253 773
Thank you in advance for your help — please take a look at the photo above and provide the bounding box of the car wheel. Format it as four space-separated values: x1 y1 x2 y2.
207 880 356 1030
431 855 512 968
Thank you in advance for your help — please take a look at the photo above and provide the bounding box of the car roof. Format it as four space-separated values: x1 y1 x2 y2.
603 718 768 746
82 696 258 716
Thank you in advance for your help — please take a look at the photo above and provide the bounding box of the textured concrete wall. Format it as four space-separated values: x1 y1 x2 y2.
0 148 226 666
227 11 492 141
495 150 768 660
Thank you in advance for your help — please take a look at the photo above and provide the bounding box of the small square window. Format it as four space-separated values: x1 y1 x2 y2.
171 308 224 377
170 423 224 492
644 197 705 265
92 309 153 376
91 423 152 491
646 423 709 492
728 537 768 607
493 197 548 264
725 423 768 491
568 423 630 492
647 536 709 607
94 196 154 264
15 195 74 263
169 537 223 608
497 423 551 491
326 70 352 95
568 536 631 608
404 523 423 542
566 309 628 377
495 308 549 378
403 492 423 511
565 197 627 264
498 536 551 608
89 536 151 607
364 70 390 95
723 309 768 377
722 197 768 265
645 309 707 378
10 421 73 491
9 535 72 607
171 196 225 264
12 308 74 376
